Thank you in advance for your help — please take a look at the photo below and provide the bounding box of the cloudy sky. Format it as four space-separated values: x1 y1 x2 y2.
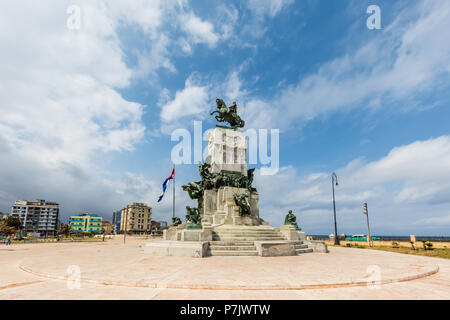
0 0 449 235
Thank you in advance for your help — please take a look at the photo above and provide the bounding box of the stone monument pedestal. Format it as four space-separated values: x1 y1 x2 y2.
203 186 261 226
164 223 212 241
279 225 307 241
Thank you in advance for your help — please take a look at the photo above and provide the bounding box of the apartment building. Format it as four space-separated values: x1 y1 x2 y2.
10 199 59 236
120 203 152 234
112 210 121 233
101 220 113 234
69 214 103 233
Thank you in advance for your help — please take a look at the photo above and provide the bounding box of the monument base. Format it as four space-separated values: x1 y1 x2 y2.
153 222 327 257
203 187 262 226
142 240 209 258
164 223 213 241
279 225 307 241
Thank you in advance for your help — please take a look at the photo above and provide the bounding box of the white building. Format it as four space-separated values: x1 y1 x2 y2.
10 199 59 236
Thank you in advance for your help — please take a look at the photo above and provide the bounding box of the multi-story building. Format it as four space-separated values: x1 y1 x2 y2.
150 220 160 234
101 220 112 234
120 203 152 234
150 220 168 233
69 214 103 233
159 221 168 230
112 210 121 233
10 199 59 236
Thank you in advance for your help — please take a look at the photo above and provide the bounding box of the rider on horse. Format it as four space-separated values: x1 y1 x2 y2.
210 98 245 129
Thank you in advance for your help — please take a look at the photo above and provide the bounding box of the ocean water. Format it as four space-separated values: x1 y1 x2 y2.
311 235 450 242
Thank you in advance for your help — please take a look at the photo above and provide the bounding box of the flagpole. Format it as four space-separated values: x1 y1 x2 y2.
172 165 175 220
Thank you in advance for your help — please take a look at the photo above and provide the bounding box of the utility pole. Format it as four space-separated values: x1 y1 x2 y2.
331 172 340 245
173 165 175 220
363 202 372 247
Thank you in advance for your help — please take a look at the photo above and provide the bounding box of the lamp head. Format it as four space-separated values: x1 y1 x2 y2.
332 172 339 186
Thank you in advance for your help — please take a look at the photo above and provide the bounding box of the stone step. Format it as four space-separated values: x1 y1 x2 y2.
208 250 258 256
213 228 278 231
214 226 276 230
213 228 278 232
209 245 256 251
213 232 282 237
209 241 255 246
295 244 308 249
213 233 282 237
213 237 286 241
296 248 313 255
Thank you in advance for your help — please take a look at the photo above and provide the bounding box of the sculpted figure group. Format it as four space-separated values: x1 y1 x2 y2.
233 193 251 216
185 206 202 229
210 98 245 129
174 98 258 226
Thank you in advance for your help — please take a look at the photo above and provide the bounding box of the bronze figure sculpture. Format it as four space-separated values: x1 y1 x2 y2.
185 206 202 229
233 193 251 216
172 216 182 227
210 98 245 129
284 210 301 230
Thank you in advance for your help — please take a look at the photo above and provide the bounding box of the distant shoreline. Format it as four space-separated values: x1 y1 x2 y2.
311 235 450 242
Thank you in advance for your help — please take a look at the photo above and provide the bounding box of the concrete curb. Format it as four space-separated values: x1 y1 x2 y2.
18 264 439 291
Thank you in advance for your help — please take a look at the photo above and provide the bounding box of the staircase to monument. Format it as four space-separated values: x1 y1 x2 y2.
207 240 313 256
207 241 258 256
211 225 286 242
205 225 311 256
294 241 313 255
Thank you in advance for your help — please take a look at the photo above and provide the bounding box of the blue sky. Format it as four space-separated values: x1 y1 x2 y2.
0 0 449 235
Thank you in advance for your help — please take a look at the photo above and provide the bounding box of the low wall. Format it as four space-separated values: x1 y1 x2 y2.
304 240 328 253
323 240 450 249
142 240 209 258
254 241 297 257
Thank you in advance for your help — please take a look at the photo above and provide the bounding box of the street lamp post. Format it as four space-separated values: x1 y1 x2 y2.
331 172 340 245
363 202 372 247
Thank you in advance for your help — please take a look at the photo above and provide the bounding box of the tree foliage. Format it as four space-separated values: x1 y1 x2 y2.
0 223 16 236
58 223 71 236
5 216 22 230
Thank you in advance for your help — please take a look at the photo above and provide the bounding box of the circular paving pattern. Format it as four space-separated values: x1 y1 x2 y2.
16 241 440 290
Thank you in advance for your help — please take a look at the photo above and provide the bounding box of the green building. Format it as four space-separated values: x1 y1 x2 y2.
69 214 103 233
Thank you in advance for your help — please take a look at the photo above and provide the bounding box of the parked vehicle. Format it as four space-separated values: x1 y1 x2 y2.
345 234 380 241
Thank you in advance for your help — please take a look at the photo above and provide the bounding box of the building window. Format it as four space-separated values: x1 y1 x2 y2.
223 145 226 163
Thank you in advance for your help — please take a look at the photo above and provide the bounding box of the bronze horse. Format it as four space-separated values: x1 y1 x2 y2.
210 98 245 128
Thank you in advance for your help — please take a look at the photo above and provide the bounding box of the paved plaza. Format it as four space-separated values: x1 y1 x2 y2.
0 237 449 299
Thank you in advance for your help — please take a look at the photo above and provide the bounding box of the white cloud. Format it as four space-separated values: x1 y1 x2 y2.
223 70 248 102
159 67 251 132
243 0 450 129
132 33 176 78
254 136 450 234
160 75 210 127
107 0 164 35
418 214 450 226
217 5 239 41
0 1 175 219
180 12 219 47
247 0 294 18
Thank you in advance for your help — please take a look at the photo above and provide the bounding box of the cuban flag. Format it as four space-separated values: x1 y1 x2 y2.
157 167 175 202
